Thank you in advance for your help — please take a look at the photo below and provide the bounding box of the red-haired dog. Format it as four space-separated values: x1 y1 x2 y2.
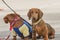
27 8 55 40
3 13 32 40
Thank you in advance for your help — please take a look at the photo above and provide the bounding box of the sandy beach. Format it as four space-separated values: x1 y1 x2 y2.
0 31 60 40
0 0 60 40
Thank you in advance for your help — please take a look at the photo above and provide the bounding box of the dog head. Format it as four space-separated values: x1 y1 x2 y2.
3 13 20 24
27 8 43 21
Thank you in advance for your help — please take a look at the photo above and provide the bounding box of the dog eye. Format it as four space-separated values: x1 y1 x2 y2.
31 11 33 13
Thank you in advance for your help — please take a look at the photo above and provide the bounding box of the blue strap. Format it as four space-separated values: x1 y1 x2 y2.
13 28 23 37
23 20 32 33
13 20 32 37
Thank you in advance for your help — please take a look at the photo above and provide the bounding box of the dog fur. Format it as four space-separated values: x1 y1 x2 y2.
3 13 31 40
27 8 55 40
2 0 32 40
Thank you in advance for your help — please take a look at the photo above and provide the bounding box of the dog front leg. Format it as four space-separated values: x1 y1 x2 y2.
12 36 16 40
32 27 36 40
24 37 29 40
44 34 48 40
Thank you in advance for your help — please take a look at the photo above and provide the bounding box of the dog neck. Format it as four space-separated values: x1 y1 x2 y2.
32 18 42 25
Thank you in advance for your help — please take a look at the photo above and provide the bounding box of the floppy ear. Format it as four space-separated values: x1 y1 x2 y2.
27 10 31 20
3 16 9 23
38 9 43 19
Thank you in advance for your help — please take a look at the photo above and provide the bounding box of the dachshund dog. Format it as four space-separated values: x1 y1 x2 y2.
3 13 33 40
2 0 33 40
27 8 55 40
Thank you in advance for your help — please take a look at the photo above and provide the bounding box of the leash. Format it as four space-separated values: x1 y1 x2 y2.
5 31 11 40
2 0 16 13
2 0 15 40
2 0 32 40
0 31 11 40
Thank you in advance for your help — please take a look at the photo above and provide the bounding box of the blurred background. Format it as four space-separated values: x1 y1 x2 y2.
0 0 60 39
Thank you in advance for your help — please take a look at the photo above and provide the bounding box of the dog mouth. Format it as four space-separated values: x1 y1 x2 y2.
32 17 39 21
33 17 37 20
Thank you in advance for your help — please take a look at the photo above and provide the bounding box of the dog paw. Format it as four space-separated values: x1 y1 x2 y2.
49 36 55 39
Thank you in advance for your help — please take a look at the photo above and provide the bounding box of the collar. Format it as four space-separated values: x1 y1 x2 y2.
33 18 42 25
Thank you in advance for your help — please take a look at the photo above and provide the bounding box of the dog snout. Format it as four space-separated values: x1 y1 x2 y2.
31 13 38 20
3 17 8 23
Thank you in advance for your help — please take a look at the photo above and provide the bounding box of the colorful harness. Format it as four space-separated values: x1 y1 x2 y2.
10 15 32 37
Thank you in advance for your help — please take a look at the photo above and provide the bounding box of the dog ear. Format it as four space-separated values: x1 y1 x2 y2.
27 9 31 20
38 9 43 19
3 16 9 23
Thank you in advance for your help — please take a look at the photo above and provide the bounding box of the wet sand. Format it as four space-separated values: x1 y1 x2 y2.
0 31 60 40
0 11 60 40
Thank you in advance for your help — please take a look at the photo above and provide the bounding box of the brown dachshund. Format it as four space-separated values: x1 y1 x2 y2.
2 0 33 40
3 13 33 40
27 8 55 40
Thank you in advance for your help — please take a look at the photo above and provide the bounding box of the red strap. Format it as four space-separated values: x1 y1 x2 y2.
10 15 21 31
10 26 12 31
10 16 18 31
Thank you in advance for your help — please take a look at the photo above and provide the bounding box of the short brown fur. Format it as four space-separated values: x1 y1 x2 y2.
27 8 55 40
3 14 29 40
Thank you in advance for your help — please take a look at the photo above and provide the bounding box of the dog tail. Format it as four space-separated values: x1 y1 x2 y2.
2 0 16 14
